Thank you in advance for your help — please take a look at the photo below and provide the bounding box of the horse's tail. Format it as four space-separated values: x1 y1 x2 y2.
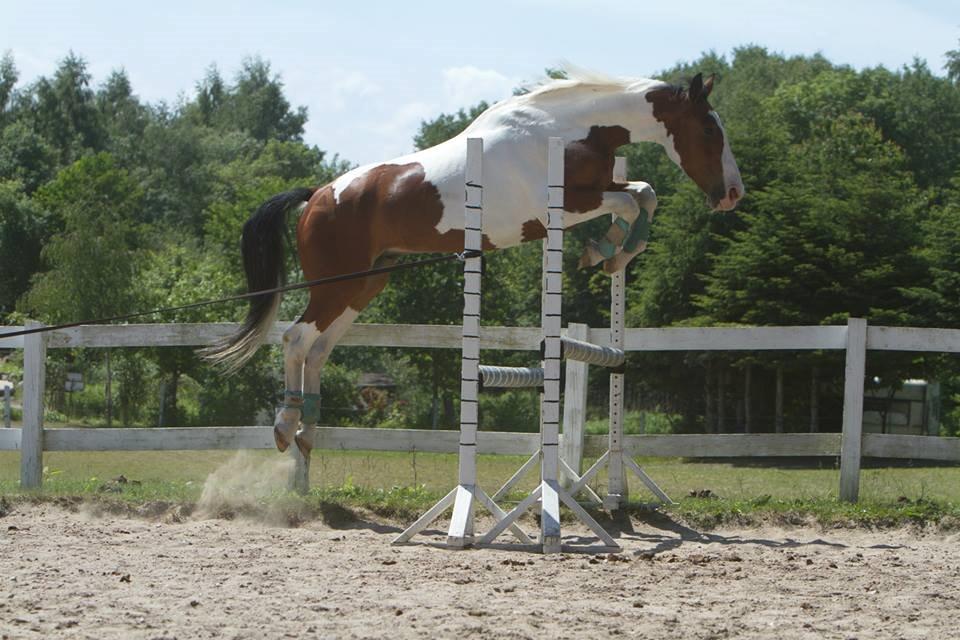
201 187 316 372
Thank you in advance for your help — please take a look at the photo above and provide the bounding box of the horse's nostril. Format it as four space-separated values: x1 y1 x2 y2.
728 186 741 202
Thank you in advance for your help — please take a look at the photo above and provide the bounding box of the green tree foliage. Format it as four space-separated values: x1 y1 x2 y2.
0 181 48 314
698 114 923 326
187 59 307 142
21 153 144 323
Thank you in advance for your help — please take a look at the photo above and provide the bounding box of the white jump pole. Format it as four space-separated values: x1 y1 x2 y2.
393 137 532 548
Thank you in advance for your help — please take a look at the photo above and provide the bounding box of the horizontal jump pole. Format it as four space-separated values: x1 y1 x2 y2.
559 336 624 368
479 365 544 389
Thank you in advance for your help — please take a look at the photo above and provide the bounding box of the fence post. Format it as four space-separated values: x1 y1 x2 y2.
20 321 47 489
561 322 589 485
839 317 867 502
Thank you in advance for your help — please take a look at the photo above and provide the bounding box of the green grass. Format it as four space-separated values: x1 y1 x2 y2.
2 448 959 529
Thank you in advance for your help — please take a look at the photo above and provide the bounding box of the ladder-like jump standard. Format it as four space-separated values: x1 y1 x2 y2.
394 137 671 553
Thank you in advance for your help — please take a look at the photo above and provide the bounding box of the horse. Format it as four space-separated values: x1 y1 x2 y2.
203 69 744 457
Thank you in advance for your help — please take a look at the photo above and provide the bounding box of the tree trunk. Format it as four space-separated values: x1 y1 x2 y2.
775 365 784 434
704 361 715 434
744 364 753 434
443 393 455 428
810 365 820 433
163 371 180 427
431 361 439 429
105 351 112 428
717 367 727 433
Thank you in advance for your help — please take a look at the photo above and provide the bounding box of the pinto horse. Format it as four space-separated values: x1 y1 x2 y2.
204 70 743 456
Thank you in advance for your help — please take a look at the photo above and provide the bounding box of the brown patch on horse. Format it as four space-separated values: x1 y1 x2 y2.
563 125 631 213
296 163 495 330
645 76 726 205
521 219 547 241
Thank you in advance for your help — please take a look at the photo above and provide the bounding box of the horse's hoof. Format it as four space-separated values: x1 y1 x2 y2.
294 425 316 457
294 432 312 457
602 258 620 274
579 242 605 269
273 426 291 452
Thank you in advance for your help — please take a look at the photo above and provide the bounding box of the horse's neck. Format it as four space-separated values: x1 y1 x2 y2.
522 82 669 146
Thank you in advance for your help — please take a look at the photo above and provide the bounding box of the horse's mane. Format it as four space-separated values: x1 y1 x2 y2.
521 65 635 99
462 65 671 132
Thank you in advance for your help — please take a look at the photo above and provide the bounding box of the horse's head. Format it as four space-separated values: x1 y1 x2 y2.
646 73 743 211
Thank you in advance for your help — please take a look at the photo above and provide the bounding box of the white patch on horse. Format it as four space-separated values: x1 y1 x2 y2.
303 308 360 388
332 164 374 204
710 111 744 205
282 321 322 381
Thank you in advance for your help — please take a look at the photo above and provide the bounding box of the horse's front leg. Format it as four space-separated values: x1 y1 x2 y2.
574 183 656 272
601 182 657 273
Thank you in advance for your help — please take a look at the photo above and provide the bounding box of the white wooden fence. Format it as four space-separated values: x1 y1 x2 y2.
2 317 959 501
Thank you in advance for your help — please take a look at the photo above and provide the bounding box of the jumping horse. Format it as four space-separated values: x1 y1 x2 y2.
203 70 744 457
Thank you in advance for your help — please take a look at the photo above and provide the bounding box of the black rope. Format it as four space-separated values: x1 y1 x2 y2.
0 249 484 340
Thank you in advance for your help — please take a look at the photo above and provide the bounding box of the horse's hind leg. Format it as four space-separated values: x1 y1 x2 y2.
294 261 395 456
274 321 322 451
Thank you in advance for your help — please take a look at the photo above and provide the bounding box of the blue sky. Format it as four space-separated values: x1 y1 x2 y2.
3 1 958 165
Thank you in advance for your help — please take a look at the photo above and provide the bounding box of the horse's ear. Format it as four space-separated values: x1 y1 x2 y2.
701 74 715 100
688 73 704 102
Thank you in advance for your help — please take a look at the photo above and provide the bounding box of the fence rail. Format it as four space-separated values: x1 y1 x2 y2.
2 318 959 500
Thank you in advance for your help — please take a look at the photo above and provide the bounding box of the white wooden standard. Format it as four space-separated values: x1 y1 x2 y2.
479 138 619 553
20 321 46 488
560 323 589 483
606 239 627 509
394 137 532 548
840 317 867 502
540 136 566 552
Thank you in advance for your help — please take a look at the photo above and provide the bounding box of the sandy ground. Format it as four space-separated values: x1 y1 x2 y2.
2 501 959 640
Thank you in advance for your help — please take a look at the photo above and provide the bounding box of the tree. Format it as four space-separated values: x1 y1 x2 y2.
946 39 960 84
20 153 145 426
26 53 105 163
0 122 58 193
0 51 18 119
0 181 48 316
185 58 307 143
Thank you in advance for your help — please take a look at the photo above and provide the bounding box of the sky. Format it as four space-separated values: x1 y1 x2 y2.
3 1 959 165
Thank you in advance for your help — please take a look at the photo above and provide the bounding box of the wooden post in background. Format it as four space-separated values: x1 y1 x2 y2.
840 317 867 502
20 321 47 488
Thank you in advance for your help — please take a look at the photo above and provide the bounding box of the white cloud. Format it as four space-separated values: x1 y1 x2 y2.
440 65 518 111
329 71 381 109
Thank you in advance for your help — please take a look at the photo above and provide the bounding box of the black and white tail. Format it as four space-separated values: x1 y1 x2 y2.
201 187 315 372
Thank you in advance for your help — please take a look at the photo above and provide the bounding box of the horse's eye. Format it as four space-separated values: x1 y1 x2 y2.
703 126 716 136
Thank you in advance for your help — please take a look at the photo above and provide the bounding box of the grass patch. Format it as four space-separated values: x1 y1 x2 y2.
668 495 960 530
2 448 959 530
